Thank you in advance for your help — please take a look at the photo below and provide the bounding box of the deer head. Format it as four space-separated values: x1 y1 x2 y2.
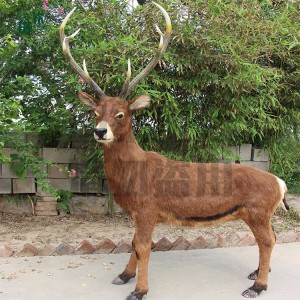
60 2 172 145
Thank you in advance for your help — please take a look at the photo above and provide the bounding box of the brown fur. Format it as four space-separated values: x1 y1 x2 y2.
78 95 286 299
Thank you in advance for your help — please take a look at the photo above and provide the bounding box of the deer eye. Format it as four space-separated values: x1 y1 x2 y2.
115 112 125 120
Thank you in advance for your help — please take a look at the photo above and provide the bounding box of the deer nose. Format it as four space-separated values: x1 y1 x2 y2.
94 128 107 139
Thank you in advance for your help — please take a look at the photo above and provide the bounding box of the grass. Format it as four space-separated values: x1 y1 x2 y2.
288 185 300 195
274 206 300 234
275 207 300 223
285 207 300 223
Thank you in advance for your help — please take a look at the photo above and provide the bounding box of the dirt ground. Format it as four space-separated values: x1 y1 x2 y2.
0 194 299 250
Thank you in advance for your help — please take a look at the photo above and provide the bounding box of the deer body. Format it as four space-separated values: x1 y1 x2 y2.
60 4 288 300
104 133 282 228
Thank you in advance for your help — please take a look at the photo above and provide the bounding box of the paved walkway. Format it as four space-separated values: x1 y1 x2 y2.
0 243 299 300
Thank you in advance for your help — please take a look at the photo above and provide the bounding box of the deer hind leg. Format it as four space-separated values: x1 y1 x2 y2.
112 235 138 285
248 224 275 281
126 214 156 300
242 219 276 298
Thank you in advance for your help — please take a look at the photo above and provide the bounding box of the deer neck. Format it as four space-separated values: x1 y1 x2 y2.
102 130 145 165
102 130 146 193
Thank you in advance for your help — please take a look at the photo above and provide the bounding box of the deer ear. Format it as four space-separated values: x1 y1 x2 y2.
78 91 98 110
129 94 151 111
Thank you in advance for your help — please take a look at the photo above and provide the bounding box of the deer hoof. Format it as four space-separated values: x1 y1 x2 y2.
248 267 271 280
112 275 125 285
112 272 135 285
126 291 145 300
242 283 267 298
248 269 259 280
242 288 259 298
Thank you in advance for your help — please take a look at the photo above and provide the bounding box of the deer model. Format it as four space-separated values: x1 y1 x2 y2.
60 3 288 300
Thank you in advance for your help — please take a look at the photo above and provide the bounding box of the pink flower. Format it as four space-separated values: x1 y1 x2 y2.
78 77 85 83
67 168 77 178
58 7 64 15
71 169 77 177
43 0 48 11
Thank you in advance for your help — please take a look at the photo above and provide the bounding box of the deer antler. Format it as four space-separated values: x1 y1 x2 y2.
119 2 172 100
60 7 106 99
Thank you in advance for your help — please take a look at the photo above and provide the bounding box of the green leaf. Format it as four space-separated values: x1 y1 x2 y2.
10 161 27 179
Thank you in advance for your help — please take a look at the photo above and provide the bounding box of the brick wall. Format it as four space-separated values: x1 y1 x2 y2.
0 147 107 195
218 144 270 172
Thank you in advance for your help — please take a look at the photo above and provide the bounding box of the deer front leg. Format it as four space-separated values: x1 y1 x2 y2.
112 236 137 285
126 213 156 300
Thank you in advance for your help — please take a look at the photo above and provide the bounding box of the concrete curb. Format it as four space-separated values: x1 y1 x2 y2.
1 230 299 258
